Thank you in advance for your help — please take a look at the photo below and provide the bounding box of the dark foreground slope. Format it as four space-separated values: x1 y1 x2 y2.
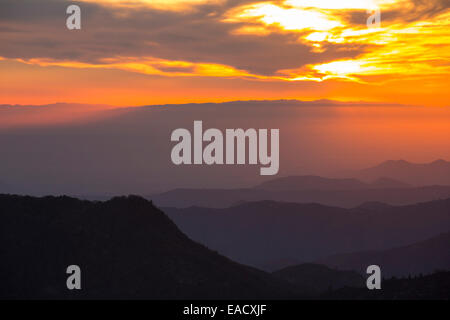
0 195 296 299
322 271 450 300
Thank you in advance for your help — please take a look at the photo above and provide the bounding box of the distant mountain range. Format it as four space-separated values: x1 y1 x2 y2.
152 180 450 209
254 175 410 191
1 96 448 195
151 160 450 209
165 198 450 271
317 232 450 277
355 159 450 186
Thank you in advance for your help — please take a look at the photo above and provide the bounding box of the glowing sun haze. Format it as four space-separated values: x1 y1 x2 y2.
0 0 449 106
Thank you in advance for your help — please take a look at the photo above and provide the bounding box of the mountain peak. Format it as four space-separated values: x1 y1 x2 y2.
0 194 296 299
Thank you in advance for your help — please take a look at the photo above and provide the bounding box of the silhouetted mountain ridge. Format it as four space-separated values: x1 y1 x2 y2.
255 176 368 191
152 175 449 209
1 194 449 299
255 175 413 191
0 194 298 299
317 232 450 277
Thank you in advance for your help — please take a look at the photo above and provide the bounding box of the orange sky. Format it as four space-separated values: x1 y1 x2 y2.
1 0 449 106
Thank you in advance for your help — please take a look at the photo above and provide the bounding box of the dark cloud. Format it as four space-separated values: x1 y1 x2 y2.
342 0 449 25
0 0 367 75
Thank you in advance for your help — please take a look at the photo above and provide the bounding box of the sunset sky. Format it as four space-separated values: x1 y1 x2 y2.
1 0 449 106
